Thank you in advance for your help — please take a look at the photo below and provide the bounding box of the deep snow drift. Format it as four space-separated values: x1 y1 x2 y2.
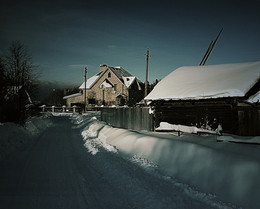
1 112 260 209
0 114 54 161
74 113 260 209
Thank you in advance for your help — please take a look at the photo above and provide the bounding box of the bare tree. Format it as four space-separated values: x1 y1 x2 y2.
1 41 38 122
4 41 37 97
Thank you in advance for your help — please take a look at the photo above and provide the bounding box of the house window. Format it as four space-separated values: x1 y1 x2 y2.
88 98 96 104
108 72 111 78
114 84 117 91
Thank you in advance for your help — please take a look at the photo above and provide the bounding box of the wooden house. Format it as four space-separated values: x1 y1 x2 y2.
63 64 144 108
145 61 260 136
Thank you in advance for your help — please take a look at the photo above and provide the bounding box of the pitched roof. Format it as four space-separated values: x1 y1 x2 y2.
145 61 260 101
109 66 133 82
79 74 100 89
63 92 82 99
79 65 138 90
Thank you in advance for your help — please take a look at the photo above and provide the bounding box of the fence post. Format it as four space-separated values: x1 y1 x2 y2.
62 105 66 113
41 105 46 112
52 106 55 112
73 105 77 113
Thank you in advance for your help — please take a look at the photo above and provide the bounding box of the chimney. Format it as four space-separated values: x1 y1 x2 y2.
100 64 107 72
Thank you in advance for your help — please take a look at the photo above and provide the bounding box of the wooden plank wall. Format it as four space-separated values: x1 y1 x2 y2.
100 107 154 131
155 100 260 136
155 101 238 134
238 106 260 136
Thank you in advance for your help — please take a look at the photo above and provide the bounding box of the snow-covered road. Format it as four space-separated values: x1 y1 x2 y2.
2 113 260 209
0 115 233 209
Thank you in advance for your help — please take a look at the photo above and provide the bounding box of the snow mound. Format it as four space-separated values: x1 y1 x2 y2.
218 135 260 144
81 120 117 155
25 115 53 136
155 122 217 134
0 114 54 162
0 123 31 161
78 115 260 209
70 113 100 129
131 155 158 169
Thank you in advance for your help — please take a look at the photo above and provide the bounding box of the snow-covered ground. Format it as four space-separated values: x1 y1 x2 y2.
0 114 54 161
1 112 260 209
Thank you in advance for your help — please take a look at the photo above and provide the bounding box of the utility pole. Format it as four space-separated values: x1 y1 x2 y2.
84 66 87 113
145 48 150 98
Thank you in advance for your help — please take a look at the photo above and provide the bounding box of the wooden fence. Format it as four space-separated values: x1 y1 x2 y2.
101 107 154 131
238 106 260 136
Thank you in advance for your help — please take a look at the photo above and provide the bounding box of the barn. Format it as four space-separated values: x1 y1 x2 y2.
145 61 260 136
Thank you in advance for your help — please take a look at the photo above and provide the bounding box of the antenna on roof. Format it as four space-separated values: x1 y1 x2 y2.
199 28 223 66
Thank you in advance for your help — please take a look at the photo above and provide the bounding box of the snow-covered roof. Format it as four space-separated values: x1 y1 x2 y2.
63 92 82 99
247 91 260 103
79 74 100 89
122 76 136 88
109 66 133 81
79 66 139 90
145 61 260 101
100 79 113 88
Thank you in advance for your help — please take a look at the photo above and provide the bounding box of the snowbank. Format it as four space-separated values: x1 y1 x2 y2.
155 122 217 135
0 114 54 162
218 135 260 145
25 114 54 135
2 113 259 208
75 114 260 209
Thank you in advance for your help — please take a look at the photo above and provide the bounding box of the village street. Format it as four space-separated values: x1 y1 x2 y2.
0 115 234 209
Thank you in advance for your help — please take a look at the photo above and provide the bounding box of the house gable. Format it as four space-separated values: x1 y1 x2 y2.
84 67 132 106
65 64 144 107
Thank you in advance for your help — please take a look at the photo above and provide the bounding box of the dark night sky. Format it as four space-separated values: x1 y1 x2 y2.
1 0 260 85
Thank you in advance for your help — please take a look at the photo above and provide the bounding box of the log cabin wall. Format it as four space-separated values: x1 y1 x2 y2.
154 98 260 136
154 99 240 135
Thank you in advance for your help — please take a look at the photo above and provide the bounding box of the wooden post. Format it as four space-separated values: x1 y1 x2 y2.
84 66 87 113
73 105 77 113
145 48 150 98
41 105 46 112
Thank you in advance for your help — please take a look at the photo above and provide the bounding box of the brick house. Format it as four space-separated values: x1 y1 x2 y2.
63 64 144 108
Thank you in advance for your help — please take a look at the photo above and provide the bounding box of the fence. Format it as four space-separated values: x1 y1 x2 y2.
238 106 260 136
101 107 154 131
39 105 81 113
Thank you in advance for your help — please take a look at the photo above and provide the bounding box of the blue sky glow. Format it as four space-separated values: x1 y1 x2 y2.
1 0 260 86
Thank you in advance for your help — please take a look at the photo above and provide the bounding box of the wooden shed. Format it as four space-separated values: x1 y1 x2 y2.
145 61 260 136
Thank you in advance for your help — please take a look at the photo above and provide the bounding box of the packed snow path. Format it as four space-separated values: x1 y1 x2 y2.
0 115 250 209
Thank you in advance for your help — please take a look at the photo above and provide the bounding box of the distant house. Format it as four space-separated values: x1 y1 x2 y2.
145 61 260 136
63 64 144 108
